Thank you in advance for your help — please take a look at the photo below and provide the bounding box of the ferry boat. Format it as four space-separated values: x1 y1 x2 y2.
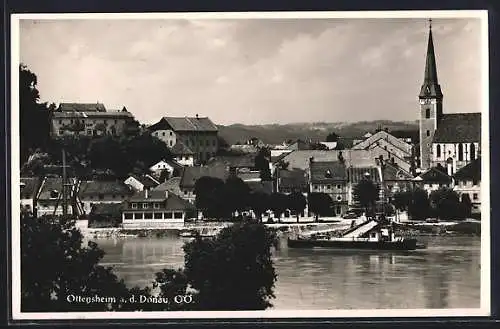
287 219 424 251
179 227 222 239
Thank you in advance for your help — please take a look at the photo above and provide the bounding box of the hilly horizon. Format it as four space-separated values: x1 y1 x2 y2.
217 120 419 145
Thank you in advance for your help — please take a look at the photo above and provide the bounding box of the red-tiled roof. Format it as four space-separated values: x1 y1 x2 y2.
433 113 481 143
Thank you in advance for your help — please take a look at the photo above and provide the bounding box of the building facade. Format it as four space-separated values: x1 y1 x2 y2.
453 158 481 214
51 103 135 137
308 159 348 216
76 180 133 215
150 116 218 164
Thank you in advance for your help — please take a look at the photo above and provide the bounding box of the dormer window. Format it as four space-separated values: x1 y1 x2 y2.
49 190 59 199
325 170 332 178
131 203 137 209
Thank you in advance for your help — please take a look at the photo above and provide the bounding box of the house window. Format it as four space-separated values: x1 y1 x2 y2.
70 119 74 124
336 196 342 201
426 130 430 137
142 203 149 209
170 132 173 136
473 193 478 200
87 129 92 135
174 212 183 219
470 143 476 160
98 194 104 200
153 203 160 209
103 120 107 124
154 212 163 219
425 108 431 119
124 213 133 220
115 120 118 124
472 178 479 186
436 144 441 158
164 212 173 219
458 144 464 161
58 120 62 124
144 213 153 219
131 203 137 209
326 185 331 190
134 213 143 219
170 140 173 147
206 140 209 146
162 132 166 137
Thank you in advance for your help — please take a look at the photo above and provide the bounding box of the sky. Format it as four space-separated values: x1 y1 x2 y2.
18 14 485 126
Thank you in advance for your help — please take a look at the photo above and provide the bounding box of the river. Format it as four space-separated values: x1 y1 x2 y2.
95 234 480 310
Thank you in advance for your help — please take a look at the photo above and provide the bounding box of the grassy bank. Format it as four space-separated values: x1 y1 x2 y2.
394 221 480 237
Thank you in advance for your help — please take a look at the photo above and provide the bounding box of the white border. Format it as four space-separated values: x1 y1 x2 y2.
10 10 490 321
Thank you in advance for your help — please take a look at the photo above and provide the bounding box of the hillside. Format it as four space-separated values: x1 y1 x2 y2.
218 120 419 145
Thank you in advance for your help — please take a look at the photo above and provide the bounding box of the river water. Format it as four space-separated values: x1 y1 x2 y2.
95 234 480 310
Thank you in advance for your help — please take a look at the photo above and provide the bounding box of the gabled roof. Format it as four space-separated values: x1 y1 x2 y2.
352 130 412 154
20 177 42 199
208 154 255 169
152 177 183 196
416 166 452 183
150 117 218 132
279 150 376 171
310 161 347 183
78 180 133 197
278 168 308 190
454 158 481 181
52 111 133 118
128 175 160 188
433 113 481 143
347 167 381 184
179 165 229 189
58 103 106 112
381 162 414 181
171 141 194 155
127 190 195 210
90 203 123 215
37 177 77 200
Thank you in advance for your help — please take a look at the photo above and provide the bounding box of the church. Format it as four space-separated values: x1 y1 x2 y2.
418 21 481 174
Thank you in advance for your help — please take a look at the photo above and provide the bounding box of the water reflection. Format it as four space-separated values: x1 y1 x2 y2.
96 235 480 310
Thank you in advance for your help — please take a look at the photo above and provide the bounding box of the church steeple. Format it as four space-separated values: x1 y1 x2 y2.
419 19 443 99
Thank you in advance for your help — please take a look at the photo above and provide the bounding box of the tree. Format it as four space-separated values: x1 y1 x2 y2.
460 193 473 219
19 64 51 162
248 192 270 222
195 176 226 218
269 193 288 222
183 222 278 310
224 176 251 218
254 147 272 181
430 188 463 221
408 188 431 220
307 192 333 221
325 132 339 142
276 160 289 171
21 215 140 312
287 192 307 222
353 179 379 216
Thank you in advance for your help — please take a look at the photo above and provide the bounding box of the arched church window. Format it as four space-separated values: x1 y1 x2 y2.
458 144 464 161
425 108 431 119
426 130 430 137
436 144 441 158
470 143 476 160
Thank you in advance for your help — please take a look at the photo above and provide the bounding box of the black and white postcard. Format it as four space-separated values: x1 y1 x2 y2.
10 10 490 321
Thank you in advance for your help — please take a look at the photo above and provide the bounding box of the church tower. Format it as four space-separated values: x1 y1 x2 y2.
419 19 443 170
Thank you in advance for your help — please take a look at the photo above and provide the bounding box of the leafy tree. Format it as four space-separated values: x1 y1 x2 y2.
254 147 272 181
248 192 270 222
460 193 473 219
325 132 339 142
307 192 333 221
195 176 226 218
430 188 463 221
21 215 137 312
19 64 51 162
224 176 251 218
287 192 307 222
392 191 411 211
408 188 431 220
269 193 288 222
183 222 278 310
353 179 379 215
334 140 345 151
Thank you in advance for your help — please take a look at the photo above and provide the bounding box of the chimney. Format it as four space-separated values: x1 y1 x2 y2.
196 114 199 119
144 188 148 199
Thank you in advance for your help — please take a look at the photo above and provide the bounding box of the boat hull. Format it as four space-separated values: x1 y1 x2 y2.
287 238 419 251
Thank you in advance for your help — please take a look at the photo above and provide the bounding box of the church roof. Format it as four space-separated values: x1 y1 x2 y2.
454 158 481 181
433 113 481 143
419 25 443 99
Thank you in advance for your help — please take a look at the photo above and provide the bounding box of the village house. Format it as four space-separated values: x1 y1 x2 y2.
35 177 78 217
413 165 453 194
152 177 183 196
149 115 218 164
352 130 413 162
50 103 135 137
453 157 481 214
171 141 195 166
275 168 308 195
379 161 414 203
76 180 134 215
124 174 160 192
20 177 42 215
308 158 348 216
178 165 229 203
121 189 195 229
148 159 184 181
346 166 383 211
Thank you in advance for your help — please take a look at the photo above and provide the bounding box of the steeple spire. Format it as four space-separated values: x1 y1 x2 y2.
419 19 443 99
